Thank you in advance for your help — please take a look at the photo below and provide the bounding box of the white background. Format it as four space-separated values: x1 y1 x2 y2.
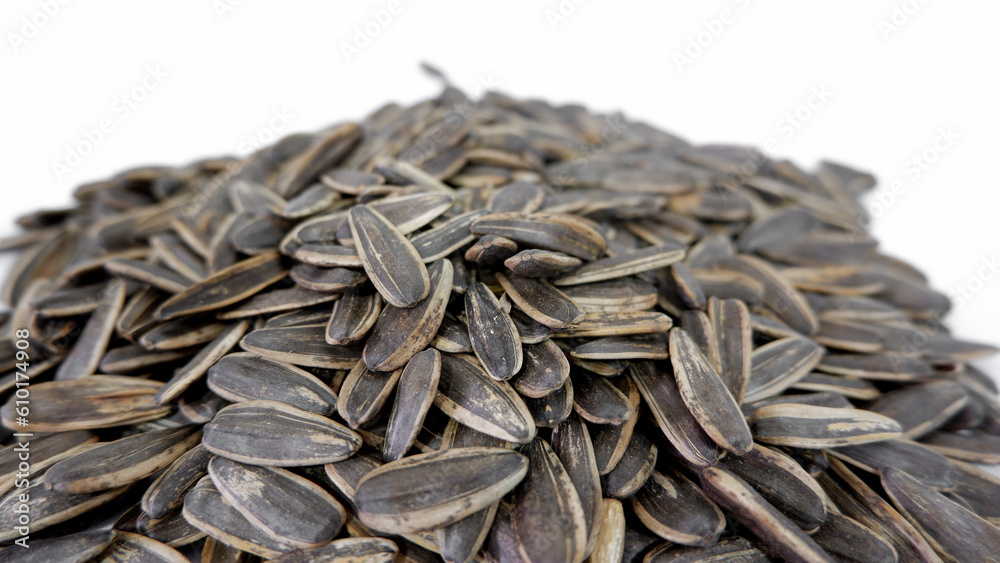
1 0 998 386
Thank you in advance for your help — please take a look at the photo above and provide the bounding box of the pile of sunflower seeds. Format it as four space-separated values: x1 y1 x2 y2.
1 79 999 563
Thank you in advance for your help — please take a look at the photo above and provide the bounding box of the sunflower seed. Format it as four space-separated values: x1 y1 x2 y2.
280 183 341 219
553 243 684 286
140 318 229 351
336 360 402 429
744 337 824 403
512 339 570 398
882 467 1000 562
591 383 640 476
791 372 880 400
54 278 127 380
708 298 751 402
809 513 898 563
817 353 933 381
241 324 362 369
642 536 769 563
45 426 200 494
505 249 583 278
553 311 672 338
737 207 819 253
630 360 720 468
350 205 430 308
511 438 588 563
1 376 170 432
156 252 287 320
867 381 968 439
0 478 128 542
291 243 364 268
289 264 368 293
99 343 195 374
97 530 189 562
432 313 473 354
275 124 362 198
472 212 606 260
142 444 212 519
208 457 346 549
326 291 381 345
411 210 488 262
719 443 828 531
632 469 725 547
750 404 903 448
552 414 603 555
919 431 1000 464
570 369 636 425
699 466 833 563
182 477 297 559
202 400 361 466
136 511 205 548
466 235 519 265
434 354 536 444
571 337 666 362
321 168 385 195
0 530 113 563
384 349 441 462
29 282 104 317
718 255 819 335
155 319 250 404
105 258 193 293
828 439 957 490
323 448 382 502
820 457 941 563
585 499 625 563
497 275 582 331
523 376 575 428
355 447 527 533
116 286 166 339
268 537 399 563
671 327 752 454
364 259 453 371
207 352 338 414
436 500 499 563
601 432 657 499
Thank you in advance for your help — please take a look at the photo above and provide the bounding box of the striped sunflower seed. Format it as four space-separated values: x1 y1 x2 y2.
354 447 527 533
511 439 588 563
44 426 201 494
208 457 346 549
202 400 361 466
465 281 523 380
750 404 903 448
349 205 430 308
670 327 752 454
